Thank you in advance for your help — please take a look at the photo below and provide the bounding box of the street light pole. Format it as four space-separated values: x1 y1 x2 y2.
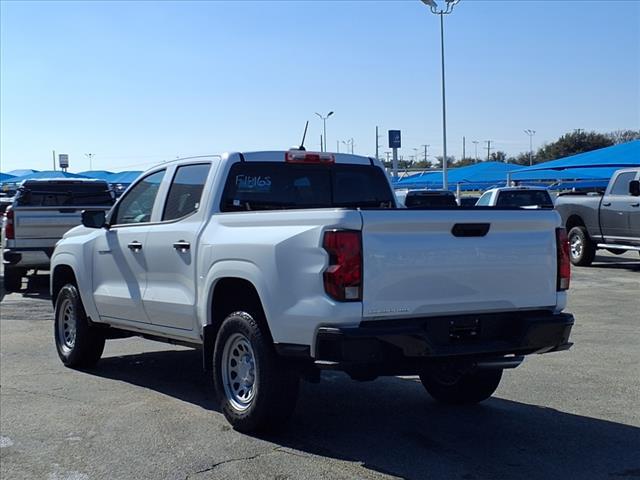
421 0 460 190
315 111 334 152
524 129 536 166
472 140 479 162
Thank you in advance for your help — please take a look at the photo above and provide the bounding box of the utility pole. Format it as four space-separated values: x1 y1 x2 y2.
462 136 466 160
375 126 381 161
486 140 492 161
472 140 479 162
422 144 429 164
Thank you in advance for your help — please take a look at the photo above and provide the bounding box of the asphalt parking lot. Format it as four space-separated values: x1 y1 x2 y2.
1 252 639 480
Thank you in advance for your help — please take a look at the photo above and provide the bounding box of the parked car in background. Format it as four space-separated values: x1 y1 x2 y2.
51 150 574 432
404 189 457 208
475 186 554 209
555 168 640 265
2 179 115 291
458 196 480 207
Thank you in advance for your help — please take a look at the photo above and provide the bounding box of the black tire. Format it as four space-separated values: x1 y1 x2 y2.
420 368 502 405
3 267 23 292
213 311 299 432
54 284 105 368
568 226 596 266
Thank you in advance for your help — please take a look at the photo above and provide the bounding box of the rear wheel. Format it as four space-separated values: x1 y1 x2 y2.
54 284 105 368
3 267 23 292
568 226 596 266
420 366 502 405
213 311 299 432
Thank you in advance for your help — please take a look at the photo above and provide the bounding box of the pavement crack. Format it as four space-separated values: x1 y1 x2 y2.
184 450 273 479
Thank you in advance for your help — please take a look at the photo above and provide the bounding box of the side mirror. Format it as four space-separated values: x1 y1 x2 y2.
81 210 106 229
629 180 640 196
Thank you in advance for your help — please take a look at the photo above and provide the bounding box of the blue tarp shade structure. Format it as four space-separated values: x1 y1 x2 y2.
106 171 143 184
4 171 89 184
77 170 114 180
7 169 39 177
395 162 520 191
0 172 16 183
523 140 640 172
548 180 610 191
511 167 621 181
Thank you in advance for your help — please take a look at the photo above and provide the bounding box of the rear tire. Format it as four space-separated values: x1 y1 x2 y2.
213 311 299 432
54 284 105 368
568 226 596 266
3 267 23 292
420 367 502 405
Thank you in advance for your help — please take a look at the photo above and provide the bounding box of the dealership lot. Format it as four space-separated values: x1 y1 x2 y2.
1 252 639 480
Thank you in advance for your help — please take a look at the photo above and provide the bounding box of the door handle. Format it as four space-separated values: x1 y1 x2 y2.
602 202 612 207
127 241 143 251
173 240 191 251
631 203 640 207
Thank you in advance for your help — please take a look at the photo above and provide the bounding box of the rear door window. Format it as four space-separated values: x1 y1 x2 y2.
15 183 113 207
221 162 394 212
162 164 211 221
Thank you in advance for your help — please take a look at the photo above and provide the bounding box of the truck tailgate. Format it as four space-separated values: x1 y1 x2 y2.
360 209 560 320
13 207 107 242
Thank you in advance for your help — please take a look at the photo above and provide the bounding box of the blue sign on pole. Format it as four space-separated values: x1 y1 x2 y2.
388 130 401 149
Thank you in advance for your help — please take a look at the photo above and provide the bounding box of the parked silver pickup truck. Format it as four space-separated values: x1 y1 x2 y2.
555 168 640 265
2 179 114 291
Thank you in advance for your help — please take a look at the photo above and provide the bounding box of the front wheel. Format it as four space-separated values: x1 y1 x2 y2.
54 284 105 368
568 226 596 266
213 311 299 432
420 367 502 405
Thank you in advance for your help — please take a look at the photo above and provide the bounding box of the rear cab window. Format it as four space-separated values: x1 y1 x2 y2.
220 162 394 212
15 182 114 207
405 192 457 209
495 190 553 208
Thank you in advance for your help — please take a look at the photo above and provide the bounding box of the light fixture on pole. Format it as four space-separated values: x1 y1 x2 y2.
342 138 354 154
85 153 94 170
524 129 536 166
420 0 461 189
315 111 334 152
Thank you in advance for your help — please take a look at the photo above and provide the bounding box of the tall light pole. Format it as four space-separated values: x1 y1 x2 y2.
421 0 460 190
524 129 536 166
315 111 334 152
85 153 94 170
342 138 354 154
421 144 430 164
472 140 479 162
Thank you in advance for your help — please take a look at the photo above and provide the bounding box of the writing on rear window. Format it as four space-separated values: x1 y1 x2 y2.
236 175 272 191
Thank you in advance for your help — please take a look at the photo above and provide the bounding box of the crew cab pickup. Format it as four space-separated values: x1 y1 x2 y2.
51 150 574 432
475 186 555 209
2 179 114 291
555 168 640 265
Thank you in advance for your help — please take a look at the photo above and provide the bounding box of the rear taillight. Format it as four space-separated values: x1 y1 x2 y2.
323 230 362 301
4 206 14 240
285 150 335 164
556 227 570 291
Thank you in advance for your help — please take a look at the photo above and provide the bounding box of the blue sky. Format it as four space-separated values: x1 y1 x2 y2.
1 0 638 172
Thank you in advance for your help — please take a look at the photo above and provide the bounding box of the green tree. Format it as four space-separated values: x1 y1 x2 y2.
434 155 456 168
607 129 640 144
536 130 613 163
489 151 507 162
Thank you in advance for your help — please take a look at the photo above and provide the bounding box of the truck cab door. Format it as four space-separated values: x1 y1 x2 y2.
92 170 166 324
600 171 638 242
142 162 214 331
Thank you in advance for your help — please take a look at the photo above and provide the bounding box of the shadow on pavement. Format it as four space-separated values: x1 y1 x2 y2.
88 348 640 480
0 273 51 303
591 254 640 272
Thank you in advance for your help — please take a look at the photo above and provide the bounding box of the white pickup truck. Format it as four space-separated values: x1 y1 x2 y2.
51 150 574 432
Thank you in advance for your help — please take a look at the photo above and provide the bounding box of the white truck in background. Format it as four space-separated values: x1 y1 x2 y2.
50 150 574 432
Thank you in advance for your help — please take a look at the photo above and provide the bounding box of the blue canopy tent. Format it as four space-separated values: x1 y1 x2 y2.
0 172 16 183
511 166 621 182
523 140 640 172
395 162 520 191
106 171 143 185
7 169 39 177
77 170 114 180
4 171 89 183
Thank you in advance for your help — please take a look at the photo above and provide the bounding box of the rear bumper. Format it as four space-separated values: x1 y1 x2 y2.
2 248 52 268
315 310 574 365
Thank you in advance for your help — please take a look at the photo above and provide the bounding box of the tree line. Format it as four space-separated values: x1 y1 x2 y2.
383 129 640 170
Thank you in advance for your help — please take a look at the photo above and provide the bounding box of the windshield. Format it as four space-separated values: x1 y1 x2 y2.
221 162 395 212
15 182 114 207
